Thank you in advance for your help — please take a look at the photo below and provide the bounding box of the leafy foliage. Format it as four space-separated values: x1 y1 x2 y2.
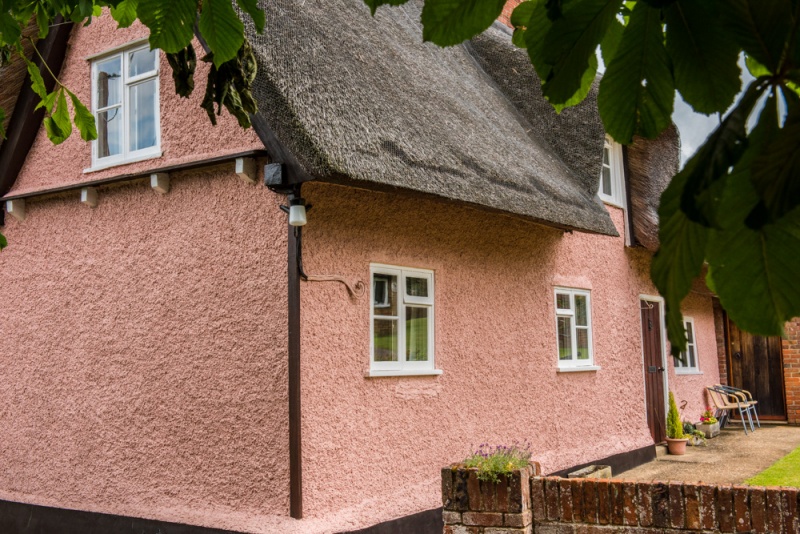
461 442 533 483
666 392 684 440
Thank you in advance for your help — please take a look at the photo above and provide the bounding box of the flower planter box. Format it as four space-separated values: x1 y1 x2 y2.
442 463 540 533
696 421 720 438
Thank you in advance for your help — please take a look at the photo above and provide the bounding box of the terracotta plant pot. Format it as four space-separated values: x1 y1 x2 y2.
666 437 689 455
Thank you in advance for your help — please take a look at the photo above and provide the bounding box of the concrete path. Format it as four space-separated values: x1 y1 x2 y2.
618 424 800 485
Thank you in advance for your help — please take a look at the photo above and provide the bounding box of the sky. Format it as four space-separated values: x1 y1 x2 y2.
671 57 757 167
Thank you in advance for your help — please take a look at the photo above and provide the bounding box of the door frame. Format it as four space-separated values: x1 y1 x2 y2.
639 294 669 440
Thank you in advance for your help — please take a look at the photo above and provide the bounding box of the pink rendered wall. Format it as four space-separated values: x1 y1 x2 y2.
8 12 262 196
0 12 295 534
0 170 291 533
295 182 720 532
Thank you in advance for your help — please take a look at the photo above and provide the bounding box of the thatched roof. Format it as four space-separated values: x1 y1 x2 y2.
625 127 681 251
0 20 38 139
246 0 619 236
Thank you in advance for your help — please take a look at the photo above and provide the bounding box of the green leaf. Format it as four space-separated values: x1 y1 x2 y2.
362 0 410 16
745 55 771 78
678 80 766 227
552 53 597 112
651 161 708 355
527 0 621 107
36 91 58 114
66 89 97 141
0 12 21 45
750 97 800 222
510 0 535 27
25 58 48 100
43 89 72 145
597 1 674 144
137 0 196 53
723 0 793 74
236 0 265 34
665 0 741 115
199 0 244 66
35 5 50 39
707 106 800 335
600 17 623 67
0 231 6 251
110 0 139 28
420 0 507 47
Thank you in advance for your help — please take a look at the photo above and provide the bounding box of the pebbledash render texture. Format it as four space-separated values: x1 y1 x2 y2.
442 468 800 534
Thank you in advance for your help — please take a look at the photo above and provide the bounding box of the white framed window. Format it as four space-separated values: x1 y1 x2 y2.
599 135 625 207
369 264 439 377
554 288 594 369
674 318 700 373
91 43 161 170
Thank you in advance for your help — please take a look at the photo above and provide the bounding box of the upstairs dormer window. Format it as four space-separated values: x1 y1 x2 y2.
91 43 160 169
599 135 625 207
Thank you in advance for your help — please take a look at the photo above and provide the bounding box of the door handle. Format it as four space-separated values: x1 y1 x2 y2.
734 352 742 360
658 367 665 372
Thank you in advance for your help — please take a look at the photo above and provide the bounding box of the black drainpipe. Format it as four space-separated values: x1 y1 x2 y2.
286 186 303 519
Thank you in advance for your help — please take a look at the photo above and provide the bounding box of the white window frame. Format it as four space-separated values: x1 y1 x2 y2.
89 43 161 171
674 317 701 374
368 264 439 377
599 135 626 208
554 287 595 370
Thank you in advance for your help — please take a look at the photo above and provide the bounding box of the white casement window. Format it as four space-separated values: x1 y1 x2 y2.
554 288 594 369
599 135 625 207
674 318 700 373
369 264 438 376
91 43 160 169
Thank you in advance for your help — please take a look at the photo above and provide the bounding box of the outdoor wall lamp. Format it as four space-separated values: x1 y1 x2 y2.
280 196 310 227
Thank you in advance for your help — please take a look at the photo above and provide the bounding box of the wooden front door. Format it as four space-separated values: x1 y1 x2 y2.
727 319 786 420
641 300 666 443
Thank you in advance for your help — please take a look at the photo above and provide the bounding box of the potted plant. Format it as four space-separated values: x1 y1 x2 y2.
696 407 720 438
666 392 689 455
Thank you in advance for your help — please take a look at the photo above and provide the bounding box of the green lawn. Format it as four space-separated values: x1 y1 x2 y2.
746 446 800 487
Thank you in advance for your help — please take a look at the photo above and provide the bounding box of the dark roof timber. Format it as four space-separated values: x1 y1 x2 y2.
0 18 73 201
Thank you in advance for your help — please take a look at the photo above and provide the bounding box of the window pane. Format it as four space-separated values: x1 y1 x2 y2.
601 166 612 196
129 79 158 152
373 319 398 362
575 295 588 326
406 276 428 298
688 345 696 368
406 307 429 362
128 48 157 77
556 293 571 310
576 328 589 359
96 57 121 108
557 316 572 360
373 274 397 316
603 146 610 165
686 322 694 343
97 108 122 158
674 355 684 368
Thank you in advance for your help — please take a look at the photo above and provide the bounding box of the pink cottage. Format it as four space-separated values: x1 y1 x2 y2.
0 2 753 533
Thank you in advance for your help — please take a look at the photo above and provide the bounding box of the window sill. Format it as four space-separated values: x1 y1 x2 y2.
675 370 703 375
84 150 163 173
364 369 443 378
557 365 601 373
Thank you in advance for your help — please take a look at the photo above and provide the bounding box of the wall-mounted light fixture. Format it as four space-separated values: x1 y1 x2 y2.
80 187 98 208
288 197 307 227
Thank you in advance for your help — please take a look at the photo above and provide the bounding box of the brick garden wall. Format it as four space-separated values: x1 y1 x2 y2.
785 318 800 425
443 468 800 534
